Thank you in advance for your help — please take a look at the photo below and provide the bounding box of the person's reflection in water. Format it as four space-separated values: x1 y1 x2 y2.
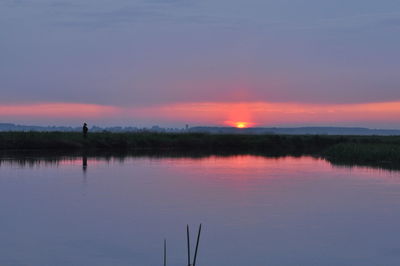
82 155 88 180
82 154 88 170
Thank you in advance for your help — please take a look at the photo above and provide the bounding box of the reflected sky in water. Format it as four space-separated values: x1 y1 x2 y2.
0 155 400 266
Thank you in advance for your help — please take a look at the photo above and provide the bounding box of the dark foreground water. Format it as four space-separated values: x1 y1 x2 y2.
1 155 400 266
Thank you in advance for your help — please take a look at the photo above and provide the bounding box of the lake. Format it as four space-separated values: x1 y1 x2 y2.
1 154 400 266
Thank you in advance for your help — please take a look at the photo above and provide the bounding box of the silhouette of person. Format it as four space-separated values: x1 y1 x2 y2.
83 123 88 138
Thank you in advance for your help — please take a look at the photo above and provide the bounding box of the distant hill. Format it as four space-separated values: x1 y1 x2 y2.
0 123 79 132
1 123 400 135
0 123 162 133
188 126 400 135
0 123 141 132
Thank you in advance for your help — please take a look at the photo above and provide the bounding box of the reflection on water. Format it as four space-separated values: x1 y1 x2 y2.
1 150 400 172
82 155 87 173
0 153 400 266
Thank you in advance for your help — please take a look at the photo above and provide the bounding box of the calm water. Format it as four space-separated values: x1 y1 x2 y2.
1 155 400 266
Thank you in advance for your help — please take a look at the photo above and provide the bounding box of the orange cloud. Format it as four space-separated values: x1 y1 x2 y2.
124 101 400 126
1 101 400 127
0 103 119 118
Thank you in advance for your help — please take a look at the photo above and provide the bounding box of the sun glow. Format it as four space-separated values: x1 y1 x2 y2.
2 101 400 127
236 122 249 128
224 121 255 128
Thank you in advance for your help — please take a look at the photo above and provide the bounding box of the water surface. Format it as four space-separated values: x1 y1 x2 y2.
1 155 400 266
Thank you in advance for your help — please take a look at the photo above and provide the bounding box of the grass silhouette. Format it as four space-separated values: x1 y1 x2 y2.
1 132 400 169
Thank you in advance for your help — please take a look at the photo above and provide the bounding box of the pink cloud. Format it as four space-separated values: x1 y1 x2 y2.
0 103 119 118
1 101 400 127
124 101 400 126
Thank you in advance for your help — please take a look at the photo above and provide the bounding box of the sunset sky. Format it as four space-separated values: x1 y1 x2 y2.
1 0 400 128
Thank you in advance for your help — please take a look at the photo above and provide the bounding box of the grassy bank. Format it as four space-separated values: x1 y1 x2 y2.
324 143 400 169
0 132 343 153
1 132 400 169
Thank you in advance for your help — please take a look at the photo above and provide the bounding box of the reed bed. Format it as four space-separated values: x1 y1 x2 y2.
1 132 400 169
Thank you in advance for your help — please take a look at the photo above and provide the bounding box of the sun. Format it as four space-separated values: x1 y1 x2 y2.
225 121 255 128
234 122 255 128
235 122 248 128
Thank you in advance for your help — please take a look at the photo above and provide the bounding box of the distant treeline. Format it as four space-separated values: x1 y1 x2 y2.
1 132 400 169
2 123 400 135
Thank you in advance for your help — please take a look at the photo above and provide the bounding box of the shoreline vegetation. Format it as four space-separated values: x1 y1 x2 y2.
1 132 400 170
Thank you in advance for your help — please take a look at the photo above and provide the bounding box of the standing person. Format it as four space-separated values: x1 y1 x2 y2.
83 123 88 138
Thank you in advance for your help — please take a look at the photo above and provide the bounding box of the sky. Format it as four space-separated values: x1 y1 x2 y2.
1 0 400 128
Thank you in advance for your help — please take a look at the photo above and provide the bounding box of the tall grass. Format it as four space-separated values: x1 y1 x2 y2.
0 132 347 151
324 143 400 165
1 132 400 169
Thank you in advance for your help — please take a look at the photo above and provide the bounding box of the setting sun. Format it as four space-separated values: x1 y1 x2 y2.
224 121 255 128
236 122 248 128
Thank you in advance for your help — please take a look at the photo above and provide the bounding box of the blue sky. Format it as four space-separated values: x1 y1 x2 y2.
1 0 400 127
